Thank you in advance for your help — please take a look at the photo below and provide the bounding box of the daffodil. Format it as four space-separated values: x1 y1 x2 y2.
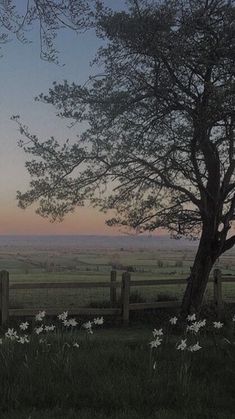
93 317 104 325
17 335 29 344
188 342 201 352
176 339 187 351
187 319 206 334
5 328 18 341
187 314 196 321
58 311 68 321
63 318 77 327
19 322 29 331
68 318 77 327
35 310 46 322
153 328 163 337
213 321 223 329
149 336 162 348
198 319 206 328
169 317 178 325
35 326 44 335
83 321 93 329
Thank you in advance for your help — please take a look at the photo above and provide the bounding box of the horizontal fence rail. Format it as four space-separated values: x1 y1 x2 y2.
0 269 235 326
10 281 121 290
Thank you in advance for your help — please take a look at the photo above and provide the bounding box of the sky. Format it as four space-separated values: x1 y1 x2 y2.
0 2 128 236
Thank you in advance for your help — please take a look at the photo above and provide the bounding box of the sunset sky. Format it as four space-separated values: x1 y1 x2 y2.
0 5 125 236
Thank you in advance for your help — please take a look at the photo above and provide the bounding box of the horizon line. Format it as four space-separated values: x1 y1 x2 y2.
0 233 170 238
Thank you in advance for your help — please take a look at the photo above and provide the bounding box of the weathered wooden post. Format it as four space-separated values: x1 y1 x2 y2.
0 270 9 326
121 271 130 326
213 269 223 319
110 270 117 306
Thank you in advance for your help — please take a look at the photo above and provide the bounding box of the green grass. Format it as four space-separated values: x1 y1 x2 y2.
1 318 235 419
1 244 235 418
1 245 235 312
3 408 235 419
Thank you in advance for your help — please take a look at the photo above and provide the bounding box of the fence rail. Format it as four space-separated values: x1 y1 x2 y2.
0 269 235 326
10 281 121 290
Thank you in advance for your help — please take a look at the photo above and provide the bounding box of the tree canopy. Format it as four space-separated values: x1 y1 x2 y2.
0 0 97 62
15 0 235 312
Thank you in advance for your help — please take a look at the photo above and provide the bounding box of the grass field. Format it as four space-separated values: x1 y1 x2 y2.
1 241 235 310
1 313 235 419
1 239 235 418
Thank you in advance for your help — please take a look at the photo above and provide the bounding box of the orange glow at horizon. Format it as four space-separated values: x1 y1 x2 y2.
0 205 167 236
0 206 117 235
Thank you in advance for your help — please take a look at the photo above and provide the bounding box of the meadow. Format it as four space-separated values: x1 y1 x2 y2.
1 237 235 310
0 310 235 419
0 237 235 418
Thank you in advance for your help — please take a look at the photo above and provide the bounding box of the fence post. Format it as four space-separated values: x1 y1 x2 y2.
110 270 117 306
213 269 223 318
121 271 130 326
0 270 9 326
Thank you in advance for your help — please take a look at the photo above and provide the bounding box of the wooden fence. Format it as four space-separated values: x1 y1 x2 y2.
0 269 235 326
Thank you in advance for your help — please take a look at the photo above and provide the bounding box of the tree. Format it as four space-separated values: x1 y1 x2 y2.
0 0 96 62
15 0 235 313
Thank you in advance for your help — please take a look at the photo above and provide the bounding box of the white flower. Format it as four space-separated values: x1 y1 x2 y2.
187 314 196 321
82 321 93 334
187 322 200 334
149 336 162 348
18 335 29 344
169 317 178 325
63 318 78 327
198 319 206 328
44 325 56 332
83 321 93 330
93 317 104 325
5 328 18 341
187 319 206 334
35 326 44 335
35 310 46 322
188 342 201 352
39 338 45 344
19 321 29 331
213 321 223 329
152 328 163 337
58 311 68 321
73 342 80 348
232 315 235 322
68 318 77 327
176 339 187 351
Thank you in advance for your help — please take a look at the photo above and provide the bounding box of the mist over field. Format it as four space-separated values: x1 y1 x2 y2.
0 235 200 251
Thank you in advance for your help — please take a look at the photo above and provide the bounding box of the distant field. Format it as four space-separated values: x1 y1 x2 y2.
1 239 235 310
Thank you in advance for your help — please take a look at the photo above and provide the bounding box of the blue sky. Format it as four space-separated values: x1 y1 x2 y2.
0 1 123 235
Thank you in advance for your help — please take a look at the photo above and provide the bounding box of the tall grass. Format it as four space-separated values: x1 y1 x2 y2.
0 313 235 419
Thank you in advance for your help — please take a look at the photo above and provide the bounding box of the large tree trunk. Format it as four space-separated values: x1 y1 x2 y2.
181 229 218 314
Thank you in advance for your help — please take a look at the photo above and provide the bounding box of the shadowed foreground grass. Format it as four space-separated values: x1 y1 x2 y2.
1 326 235 419
3 408 235 419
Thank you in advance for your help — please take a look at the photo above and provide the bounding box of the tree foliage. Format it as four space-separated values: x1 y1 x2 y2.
15 0 235 311
0 0 98 62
